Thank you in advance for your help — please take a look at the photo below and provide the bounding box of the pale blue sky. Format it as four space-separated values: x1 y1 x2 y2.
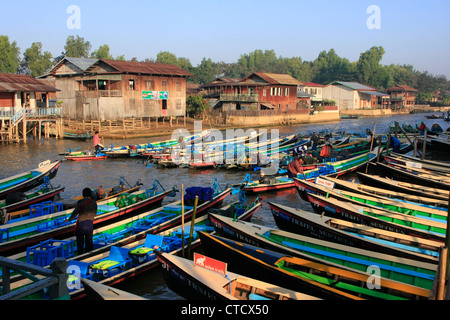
1 0 449 77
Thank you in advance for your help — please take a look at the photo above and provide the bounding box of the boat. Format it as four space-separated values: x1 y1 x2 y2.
198 232 430 300
319 176 448 208
156 250 321 300
0 160 61 200
1 184 65 220
268 202 440 264
81 279 147 300
366 162 450 190
295 147 379 181
294 177 447 223
383 152 450 174
65 151 109 161
425 114 444 119
205 215 437 290
357 172 449 201
305 192 446 242
62 132 93 141
0 182 176 256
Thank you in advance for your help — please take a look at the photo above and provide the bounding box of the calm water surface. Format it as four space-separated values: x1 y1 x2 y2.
0 113 447 299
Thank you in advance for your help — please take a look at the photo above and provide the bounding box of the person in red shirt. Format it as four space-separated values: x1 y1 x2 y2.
93 131 103 152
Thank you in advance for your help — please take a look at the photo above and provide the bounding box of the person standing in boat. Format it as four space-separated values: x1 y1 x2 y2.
65 188 97 255
93 131 103 153
311 132 319 150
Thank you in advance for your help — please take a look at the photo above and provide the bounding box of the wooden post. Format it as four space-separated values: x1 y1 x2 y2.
437 246 448 300
421 129 427 160
187 196 199 259
365 122 376 173
181 184 185 258
413 137 418 157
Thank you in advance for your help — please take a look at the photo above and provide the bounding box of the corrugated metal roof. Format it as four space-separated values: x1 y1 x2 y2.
99 60 193 77
252 73 302 86
65 57 98 72
386 85 418 92
360 91 390 96
332 81 375 91
0 73 59 92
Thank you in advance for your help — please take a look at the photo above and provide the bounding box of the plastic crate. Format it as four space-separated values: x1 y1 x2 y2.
27 238 75 267
30 201 63 218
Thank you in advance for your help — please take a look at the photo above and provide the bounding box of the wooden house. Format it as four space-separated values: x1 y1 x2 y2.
201 73 304 111
40 57 192 121
385 85 418 110
322 81 389 110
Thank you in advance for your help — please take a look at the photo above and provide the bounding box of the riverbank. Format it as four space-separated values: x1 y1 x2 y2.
60 106 449 140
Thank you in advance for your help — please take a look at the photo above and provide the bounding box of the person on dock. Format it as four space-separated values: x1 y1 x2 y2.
93 131 103 153
65 188 97 255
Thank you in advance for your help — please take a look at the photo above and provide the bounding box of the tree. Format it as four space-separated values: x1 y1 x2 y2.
90 44 113 60
356 46 385 85
23 42 53 77
0 35 20 73
64 35 91 58
186 95 209 117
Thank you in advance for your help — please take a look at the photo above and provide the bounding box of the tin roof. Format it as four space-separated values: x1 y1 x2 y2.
385 84 418 92
331 81 376 91
246 73 303 86
98 60 193 77
0 73 59 92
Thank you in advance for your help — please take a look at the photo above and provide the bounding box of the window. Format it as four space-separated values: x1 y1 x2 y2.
146 80 154 90
278 88 282 96
176 99 182 110
270 88 274 96
176 81 181 92
129 80 135 90
263 89 266 97
285 88 289 96
162 80 168 91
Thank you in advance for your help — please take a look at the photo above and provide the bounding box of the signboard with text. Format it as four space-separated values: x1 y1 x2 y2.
194 253 227 276
142 91 169 100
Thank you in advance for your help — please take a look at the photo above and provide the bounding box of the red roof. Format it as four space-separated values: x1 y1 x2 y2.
0 73 59 92
386 84 418 92
99 60 193 77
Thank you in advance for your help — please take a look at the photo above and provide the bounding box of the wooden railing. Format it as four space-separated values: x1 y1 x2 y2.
76 90 123 98
220 94 259 102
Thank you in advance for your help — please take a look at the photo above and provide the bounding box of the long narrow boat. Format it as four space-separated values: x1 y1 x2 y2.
198 232 430 300
0 183 176 256
156 250 321 300
305 192 446 242
366 162 450 190
206 214 436 290
0 160 61 200
383 152 450 174
357 172 449 201
294 178 448 223
4 198 258 299
65 151 109 162
268 202 440 264
322 177 448 208
81 279 147 300
1 185 65 218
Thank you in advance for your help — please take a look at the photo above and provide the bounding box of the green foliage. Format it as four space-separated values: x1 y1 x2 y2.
23 42 53 77
90 44 113 60
0 35 20 73
186 95 209 117
64 35 91 58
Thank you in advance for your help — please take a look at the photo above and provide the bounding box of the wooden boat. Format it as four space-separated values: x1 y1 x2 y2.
206 214 437 290
81 278 147 300
0 160 61 200
295 148 379 181
198 232 430 300
156 250 321 300
1 185 65 219
305 192 446 242
65 151 109 161
294 177 448 223
322 177 448 208
383 152 450 174
357 172 449 201
366 162 450 190
62 132 93 141
0 184 176 256
268 202 440 264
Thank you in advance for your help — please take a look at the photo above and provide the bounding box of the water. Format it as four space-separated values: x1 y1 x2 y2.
0 112 448 300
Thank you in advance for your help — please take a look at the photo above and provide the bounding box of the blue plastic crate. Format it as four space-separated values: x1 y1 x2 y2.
27 238 75 267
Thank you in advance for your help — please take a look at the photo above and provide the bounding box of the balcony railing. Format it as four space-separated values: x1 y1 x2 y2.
76 90 123 98
220 94 259 102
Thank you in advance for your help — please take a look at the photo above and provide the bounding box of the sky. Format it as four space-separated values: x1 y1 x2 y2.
1 0 449 78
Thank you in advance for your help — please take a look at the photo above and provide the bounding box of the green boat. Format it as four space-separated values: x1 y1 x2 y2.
207 213 437 290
